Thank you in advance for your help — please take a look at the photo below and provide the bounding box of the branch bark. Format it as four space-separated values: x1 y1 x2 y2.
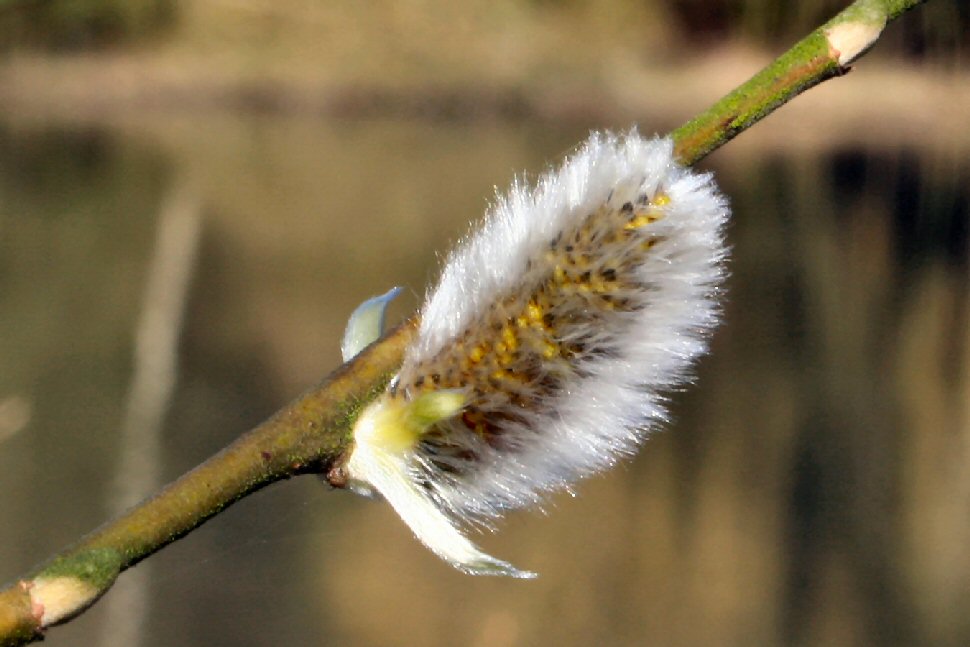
0 0 927 644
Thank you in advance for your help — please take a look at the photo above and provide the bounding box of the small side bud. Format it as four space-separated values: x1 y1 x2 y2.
825 7 886 66
29 576 100 627
340 287 403 362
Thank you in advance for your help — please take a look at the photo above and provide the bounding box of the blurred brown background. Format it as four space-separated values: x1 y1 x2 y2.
0 1 967 646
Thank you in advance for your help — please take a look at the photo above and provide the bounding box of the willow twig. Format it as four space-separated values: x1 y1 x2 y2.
672 0 925 164
0 0 927 644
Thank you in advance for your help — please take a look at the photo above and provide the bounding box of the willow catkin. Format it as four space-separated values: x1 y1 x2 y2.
340 131 730 577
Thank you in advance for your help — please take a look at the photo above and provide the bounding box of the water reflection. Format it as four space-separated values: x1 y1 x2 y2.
0 117 966 647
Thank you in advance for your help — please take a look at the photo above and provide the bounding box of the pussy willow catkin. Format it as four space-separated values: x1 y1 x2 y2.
339 131 730 577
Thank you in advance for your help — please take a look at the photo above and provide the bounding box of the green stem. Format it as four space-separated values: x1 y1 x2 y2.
0 0 928 644
0 320 416 645
672 0 927 165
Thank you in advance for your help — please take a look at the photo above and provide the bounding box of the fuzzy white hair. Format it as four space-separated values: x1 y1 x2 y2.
342 130 730 577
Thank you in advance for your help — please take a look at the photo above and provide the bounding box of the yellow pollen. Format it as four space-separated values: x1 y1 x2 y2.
542 341 558 359
526 302 543 323
624 213 660 230
469 345 486 363
554 266 567 283
652 192 671 206
501 326 518 350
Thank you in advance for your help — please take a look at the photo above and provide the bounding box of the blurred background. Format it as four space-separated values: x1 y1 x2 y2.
0 1 967 646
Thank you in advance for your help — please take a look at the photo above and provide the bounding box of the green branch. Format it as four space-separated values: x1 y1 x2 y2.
0 0 927 644
0 320 417 645
672 0 926 164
